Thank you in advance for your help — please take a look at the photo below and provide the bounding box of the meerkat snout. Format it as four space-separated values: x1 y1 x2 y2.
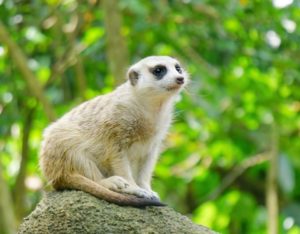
175 77 184 85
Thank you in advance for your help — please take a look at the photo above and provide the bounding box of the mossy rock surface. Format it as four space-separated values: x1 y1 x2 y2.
18 190 217 234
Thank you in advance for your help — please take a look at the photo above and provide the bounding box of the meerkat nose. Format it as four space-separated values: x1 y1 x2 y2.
176 77 184 85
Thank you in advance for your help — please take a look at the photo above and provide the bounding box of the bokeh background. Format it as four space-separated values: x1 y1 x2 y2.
1 0 300 233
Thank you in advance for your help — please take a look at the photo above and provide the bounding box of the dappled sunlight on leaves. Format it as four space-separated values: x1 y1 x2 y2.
1 0 300 233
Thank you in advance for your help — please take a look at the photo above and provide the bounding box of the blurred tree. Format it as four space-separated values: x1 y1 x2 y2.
0 21 56 121
13 106 35 221
0 163 16 234
102 0 129 85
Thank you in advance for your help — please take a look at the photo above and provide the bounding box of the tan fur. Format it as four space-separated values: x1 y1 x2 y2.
39 56 188 206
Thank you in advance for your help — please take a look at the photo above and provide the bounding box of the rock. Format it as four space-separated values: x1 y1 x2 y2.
18 190 216 234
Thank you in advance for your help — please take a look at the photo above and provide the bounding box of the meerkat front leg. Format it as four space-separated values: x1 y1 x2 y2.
104 154 158 200
136 148 160 200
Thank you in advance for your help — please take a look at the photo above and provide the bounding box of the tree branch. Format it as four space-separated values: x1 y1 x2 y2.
0 21 56 122
43 8 87 100
69 4 87 100
202 152 270 202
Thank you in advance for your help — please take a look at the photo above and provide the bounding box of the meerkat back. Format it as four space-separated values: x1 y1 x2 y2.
39 55 188 207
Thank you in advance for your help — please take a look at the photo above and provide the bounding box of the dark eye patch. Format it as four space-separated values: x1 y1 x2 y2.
150 65 167 80
175 64 182 74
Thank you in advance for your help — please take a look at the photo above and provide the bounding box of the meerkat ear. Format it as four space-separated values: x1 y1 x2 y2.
127 69 139 86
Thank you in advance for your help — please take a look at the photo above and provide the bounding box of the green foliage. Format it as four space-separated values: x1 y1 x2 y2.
1 0 300 233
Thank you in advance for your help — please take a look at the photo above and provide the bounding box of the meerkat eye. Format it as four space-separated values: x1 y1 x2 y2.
151 65 167 80
175 64 182 74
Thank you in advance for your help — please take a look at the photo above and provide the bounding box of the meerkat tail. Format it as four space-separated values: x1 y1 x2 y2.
56 174 165 207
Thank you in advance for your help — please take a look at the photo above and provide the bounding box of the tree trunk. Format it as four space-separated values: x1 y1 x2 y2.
0 164 17 234
18 191 216 234
266 123 279 234
102 0 129 85
13 107 35 221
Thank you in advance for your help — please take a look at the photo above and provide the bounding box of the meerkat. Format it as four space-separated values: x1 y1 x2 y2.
39 56 188 207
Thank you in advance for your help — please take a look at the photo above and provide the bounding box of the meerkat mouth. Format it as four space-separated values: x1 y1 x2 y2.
165 85 182 91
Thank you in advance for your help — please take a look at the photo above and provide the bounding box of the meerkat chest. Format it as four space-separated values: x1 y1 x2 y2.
125 122 166 167
130 110 171 148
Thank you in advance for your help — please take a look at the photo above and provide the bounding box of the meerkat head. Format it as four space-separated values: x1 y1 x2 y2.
127 56 189 97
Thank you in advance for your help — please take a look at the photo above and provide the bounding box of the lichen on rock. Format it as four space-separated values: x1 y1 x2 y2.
18 190 217 234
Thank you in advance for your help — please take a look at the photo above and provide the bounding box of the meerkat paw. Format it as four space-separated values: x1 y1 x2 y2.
100 176 159 201
122 187 148 198
120 186 159 201
100 176 130 191
138 183 160 201
148 190 160 201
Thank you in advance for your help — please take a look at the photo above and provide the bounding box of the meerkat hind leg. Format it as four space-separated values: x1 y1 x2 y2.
63 174 164 206
100 176 130 191
71 155 105 184
72 155 158 200
55 154 163 206
71 155 133 193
